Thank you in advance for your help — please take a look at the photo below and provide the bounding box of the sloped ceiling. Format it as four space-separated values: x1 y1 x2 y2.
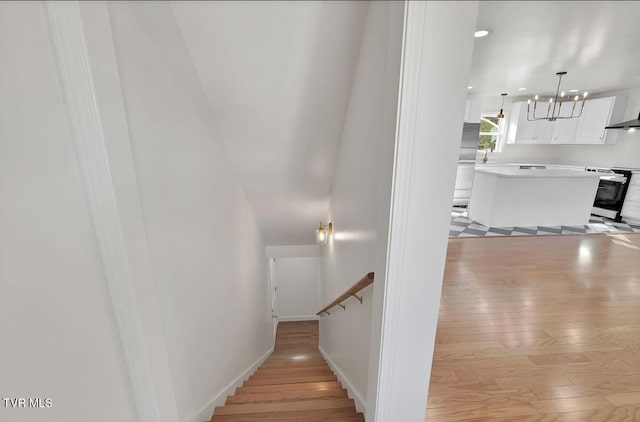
469 1 640 97
170 1 368 245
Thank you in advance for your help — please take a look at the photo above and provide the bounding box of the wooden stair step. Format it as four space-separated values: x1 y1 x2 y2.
259 359 327 368
254 362 330 371
264 355 324 361
243 373 337 386
262 356 325 364
213 398 356 416
273 346 321 354
263 352 323 359
211 408 364 421
234 381 343 395
250 367 332 378
226 386 347 404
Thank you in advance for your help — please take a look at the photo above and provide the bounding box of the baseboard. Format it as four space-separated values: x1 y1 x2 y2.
277 315 320 322
184 347 273 422
318 345 367 415
623 216 640 225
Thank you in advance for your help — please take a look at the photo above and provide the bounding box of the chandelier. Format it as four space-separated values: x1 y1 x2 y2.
527 72 588 121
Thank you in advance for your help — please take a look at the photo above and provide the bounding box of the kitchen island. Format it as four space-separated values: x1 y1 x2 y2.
468 167 601 227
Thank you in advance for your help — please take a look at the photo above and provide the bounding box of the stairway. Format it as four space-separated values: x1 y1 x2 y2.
210 321 364 421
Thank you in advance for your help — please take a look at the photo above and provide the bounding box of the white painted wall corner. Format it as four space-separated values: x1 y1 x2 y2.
319 345 367 415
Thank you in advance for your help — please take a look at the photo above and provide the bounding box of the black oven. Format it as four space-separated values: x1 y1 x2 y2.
594 180 626 208
590 168 632 221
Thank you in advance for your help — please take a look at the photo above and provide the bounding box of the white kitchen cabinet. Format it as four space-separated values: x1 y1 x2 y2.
509 102 533 142
551 118 580 144
464 99 481 123
508 102 554 144
533 119 555 144
622 173 640 220
575 97 614 144
453 164 475 206
551 105 581 144
508 96 626 145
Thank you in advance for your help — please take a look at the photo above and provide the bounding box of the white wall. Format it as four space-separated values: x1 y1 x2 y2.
485 87 640 167
265 245 321 258
318 1 404 415
272 257 320 320
0 2 137 421
108 3 272 422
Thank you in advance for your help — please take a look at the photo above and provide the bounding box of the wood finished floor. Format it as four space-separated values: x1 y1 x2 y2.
211 321 363 421
426 233 640 421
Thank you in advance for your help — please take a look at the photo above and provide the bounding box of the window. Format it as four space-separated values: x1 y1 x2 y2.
478 113 506 153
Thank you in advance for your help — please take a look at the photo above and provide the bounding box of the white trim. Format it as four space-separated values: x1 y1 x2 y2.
373 3 424 419
319 346 366 415
273 315 279 340
372 2 479 420
184 348 273 422
46 3 160 421
277 315 320 322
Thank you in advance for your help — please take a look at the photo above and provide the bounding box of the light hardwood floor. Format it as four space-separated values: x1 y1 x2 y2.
211 321 363 421
427 233 640 421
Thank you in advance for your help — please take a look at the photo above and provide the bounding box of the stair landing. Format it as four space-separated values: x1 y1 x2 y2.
210 320 363 421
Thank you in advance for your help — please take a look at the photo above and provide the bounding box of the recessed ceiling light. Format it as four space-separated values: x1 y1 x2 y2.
518 87 527 91
474 30 490 38
467 86 473 89
569 89 579 93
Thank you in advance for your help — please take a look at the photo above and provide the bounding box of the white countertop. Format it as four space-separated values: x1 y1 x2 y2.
474 167 601 178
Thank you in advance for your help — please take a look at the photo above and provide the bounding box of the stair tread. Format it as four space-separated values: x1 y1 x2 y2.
250 367 333 379
211 408 364 421
214 398 355 415
227 386 347 404
243 373 337 386
234 381 343 395
254 363 329 372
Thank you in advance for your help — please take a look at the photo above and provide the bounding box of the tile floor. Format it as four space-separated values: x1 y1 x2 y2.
450 206 640 238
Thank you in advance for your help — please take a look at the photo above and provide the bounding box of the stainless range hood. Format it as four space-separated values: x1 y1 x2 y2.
605 111 640 130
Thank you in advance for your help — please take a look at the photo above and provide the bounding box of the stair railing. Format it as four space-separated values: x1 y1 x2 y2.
317 272 374 316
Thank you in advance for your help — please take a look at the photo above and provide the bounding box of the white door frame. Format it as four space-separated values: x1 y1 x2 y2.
268 257 278 339
368 1 479 420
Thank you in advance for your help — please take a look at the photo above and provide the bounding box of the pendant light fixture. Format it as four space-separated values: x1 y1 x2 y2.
496 93 507 119
527 71 587 121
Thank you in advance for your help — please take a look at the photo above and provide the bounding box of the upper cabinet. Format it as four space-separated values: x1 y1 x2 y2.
507 96 626 145
551 103 581 144
464 99 481 123
575 97 615 144
507 102 555 144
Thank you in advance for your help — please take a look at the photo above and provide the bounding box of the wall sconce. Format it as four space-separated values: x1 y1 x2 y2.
315 222 333 244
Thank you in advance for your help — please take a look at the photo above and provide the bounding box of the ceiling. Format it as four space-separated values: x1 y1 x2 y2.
469 1 640 98
170 1 367 245
168 1 640 245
